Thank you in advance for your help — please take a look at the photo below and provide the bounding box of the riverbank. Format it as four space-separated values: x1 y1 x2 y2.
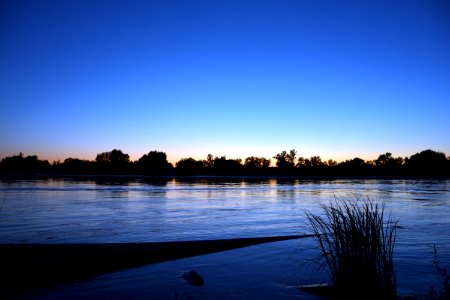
1 235 312 298
6 238 330 300
2 173 449 182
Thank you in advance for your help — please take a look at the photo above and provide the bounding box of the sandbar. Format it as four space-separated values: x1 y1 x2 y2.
0 234 312 296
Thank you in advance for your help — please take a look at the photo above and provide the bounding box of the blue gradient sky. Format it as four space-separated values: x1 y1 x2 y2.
1 0 449 164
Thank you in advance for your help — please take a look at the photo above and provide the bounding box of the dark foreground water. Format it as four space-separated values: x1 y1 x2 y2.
1 178 449 298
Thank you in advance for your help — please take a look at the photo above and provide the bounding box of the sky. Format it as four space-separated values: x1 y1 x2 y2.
1 0 449 164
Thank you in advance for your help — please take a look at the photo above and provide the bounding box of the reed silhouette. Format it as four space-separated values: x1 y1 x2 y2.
304 195 397 299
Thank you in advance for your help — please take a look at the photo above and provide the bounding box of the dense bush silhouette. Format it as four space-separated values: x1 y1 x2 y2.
212 156 243 176
375 153 404 176
244 156 270 169
137 151 173 175
297 156 332 176
336 157 373 176
243 156 271 175
95 149 131 174
405 149 448 176
176 158 204 176
0 153 50 174
55 158 94 174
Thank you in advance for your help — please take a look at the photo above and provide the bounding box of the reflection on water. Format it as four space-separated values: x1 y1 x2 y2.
0 178 449 295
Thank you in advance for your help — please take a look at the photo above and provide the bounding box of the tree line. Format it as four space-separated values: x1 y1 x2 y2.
0 149 449 177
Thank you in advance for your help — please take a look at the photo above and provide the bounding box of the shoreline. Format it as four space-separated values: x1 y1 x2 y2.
0 235 312 296
1 173 449 181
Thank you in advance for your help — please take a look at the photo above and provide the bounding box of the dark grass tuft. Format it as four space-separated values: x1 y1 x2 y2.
305 194 397 299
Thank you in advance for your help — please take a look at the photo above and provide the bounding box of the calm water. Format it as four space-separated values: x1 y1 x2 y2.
1 178 449 297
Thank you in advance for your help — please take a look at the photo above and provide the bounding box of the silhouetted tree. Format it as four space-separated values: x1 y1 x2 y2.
244 156 270 169
375 152 393 166
274 149 297 169
296 157 310 168
95 149 130 174
287 149 297 166
273 151 287 168
176 158 204 175
243 156 270 175
56 158 94 174
213 156 243 175
0 153 50 174
203 154 215 169
374 152 404 175
296 156 329 175
137 151 173 175
326 159 337 167
405 149 448 176
337 157 372 176
310 156 324 168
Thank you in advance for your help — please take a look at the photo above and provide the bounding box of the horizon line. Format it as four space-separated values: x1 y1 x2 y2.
1 148 448 166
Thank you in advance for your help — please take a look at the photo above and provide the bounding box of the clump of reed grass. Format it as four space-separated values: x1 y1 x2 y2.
426 244 450 300
305 195 398 299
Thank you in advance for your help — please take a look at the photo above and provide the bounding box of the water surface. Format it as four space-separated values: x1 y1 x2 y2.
1 178 449 297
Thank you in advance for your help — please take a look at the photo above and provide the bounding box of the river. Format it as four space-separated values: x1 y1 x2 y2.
1 178 449 298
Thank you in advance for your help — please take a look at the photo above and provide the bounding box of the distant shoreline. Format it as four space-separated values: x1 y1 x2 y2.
2 149 449 177
1 173 449 181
